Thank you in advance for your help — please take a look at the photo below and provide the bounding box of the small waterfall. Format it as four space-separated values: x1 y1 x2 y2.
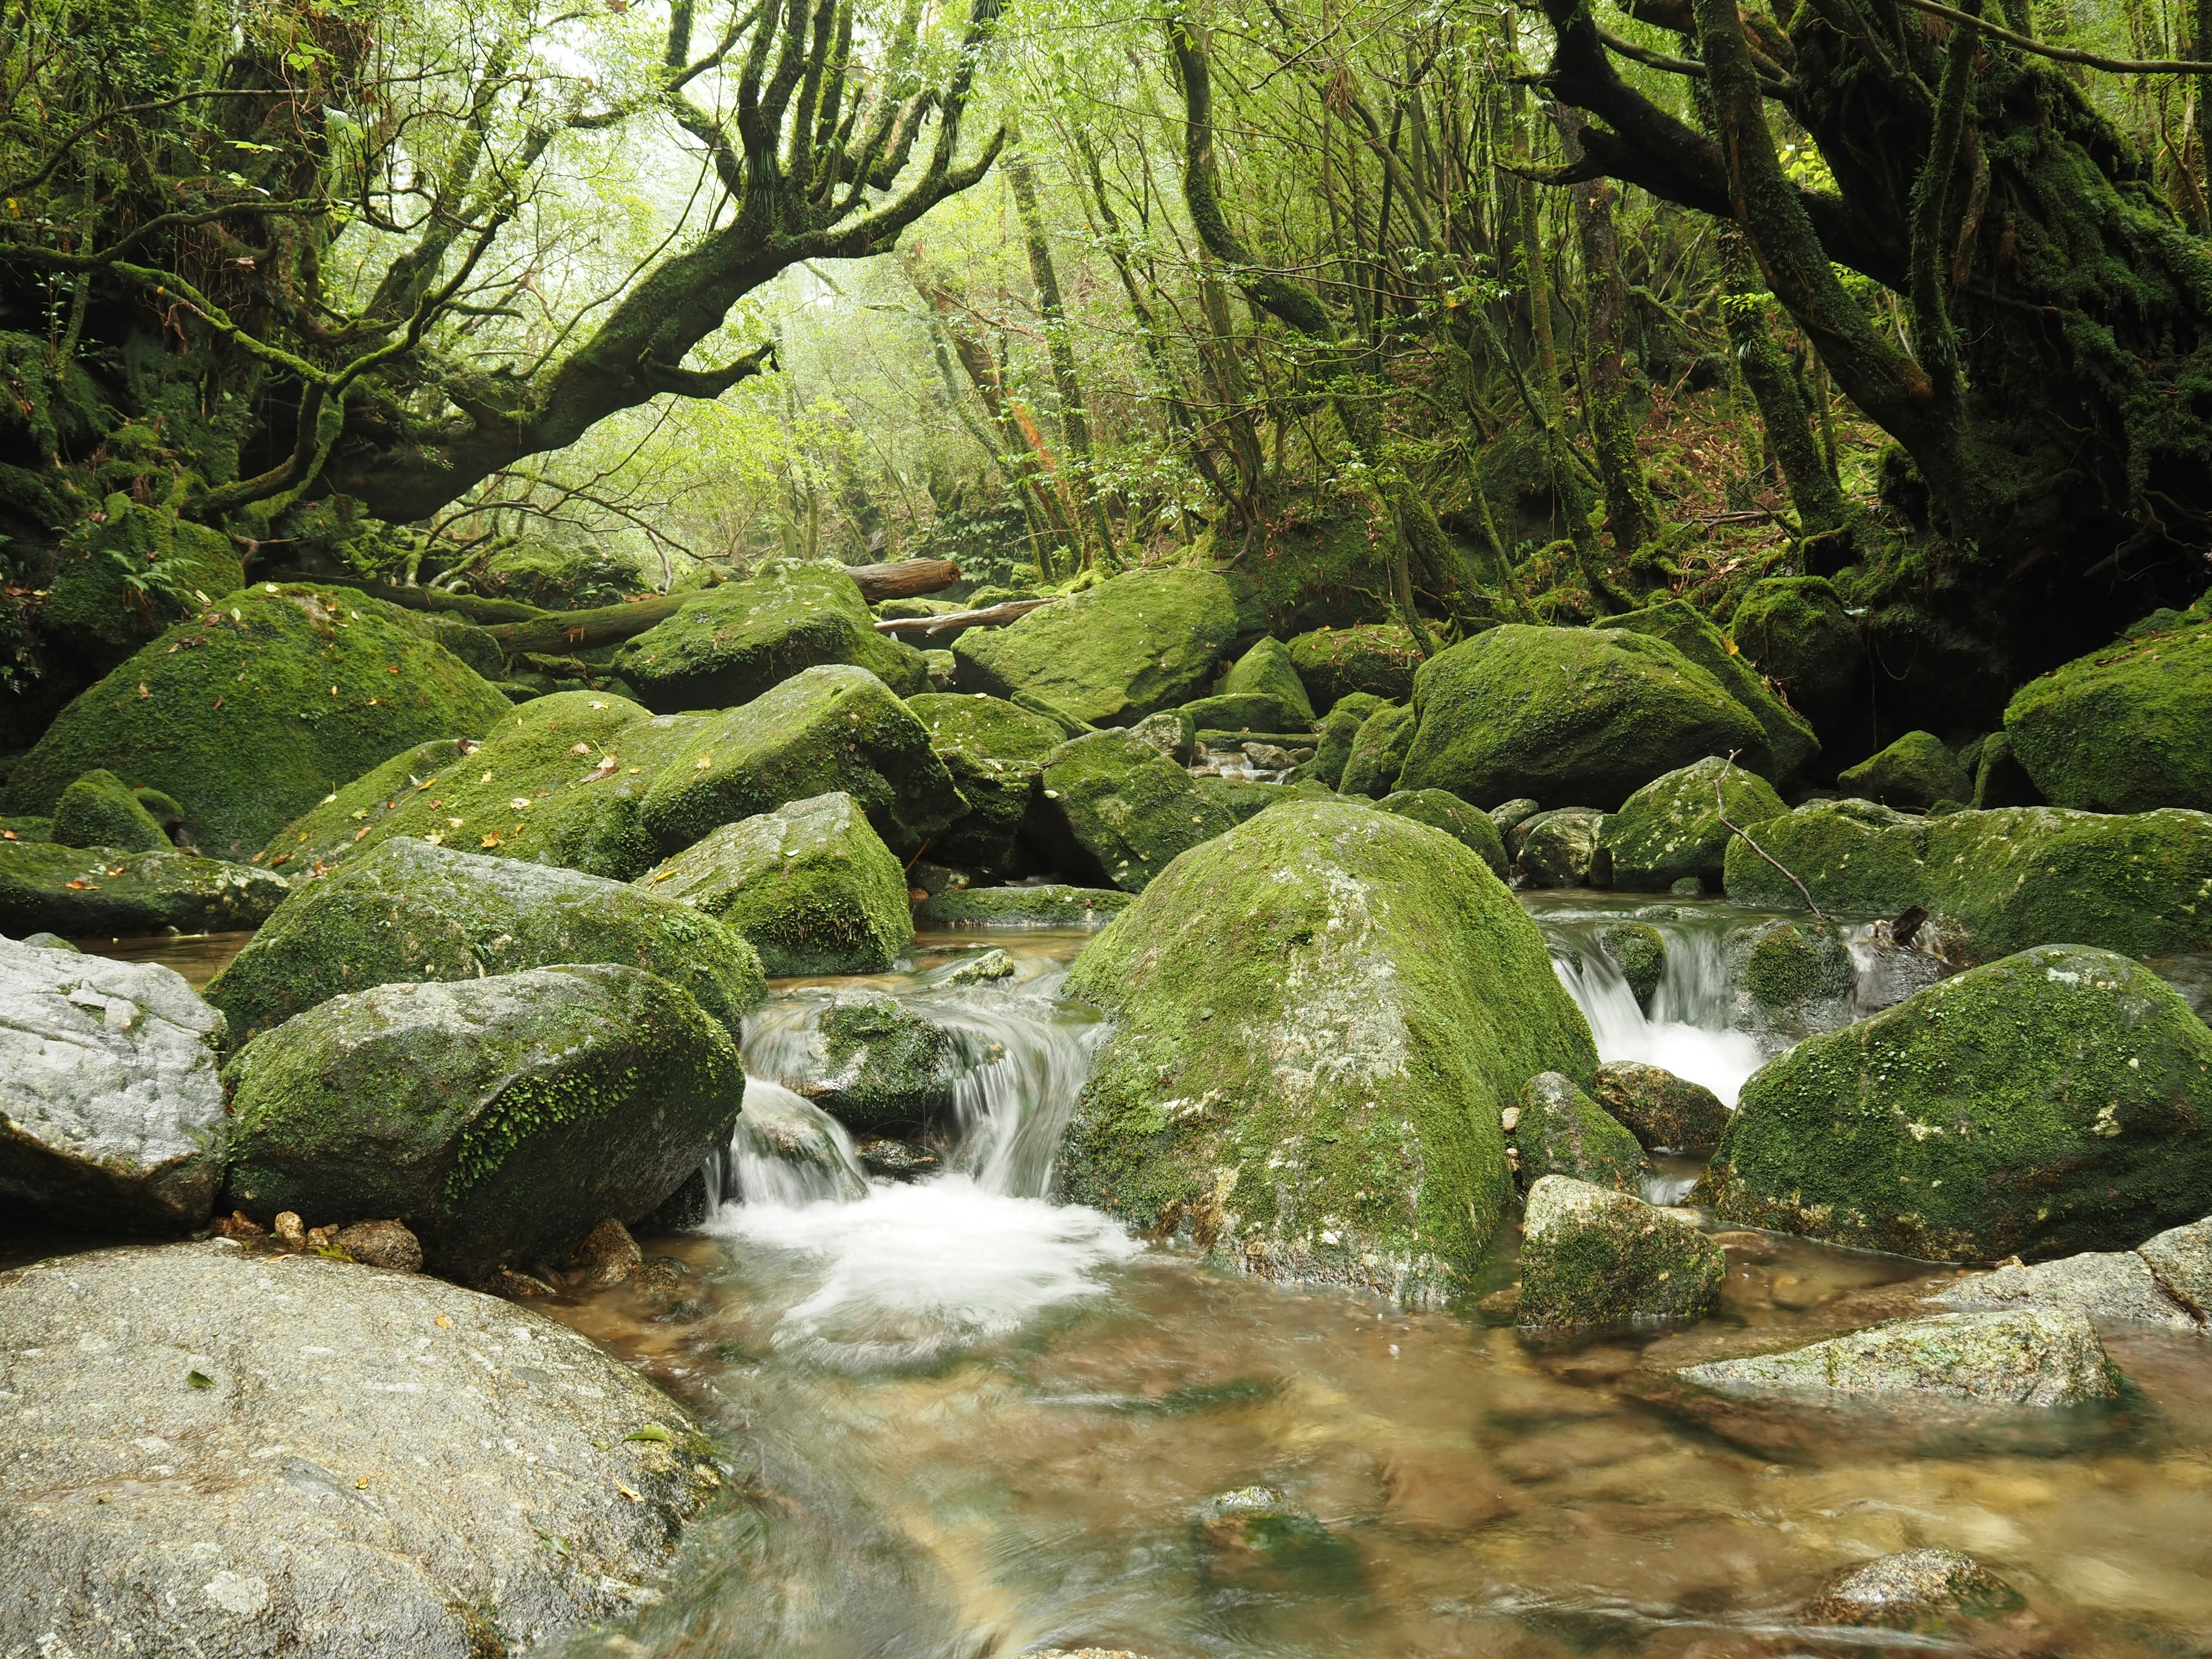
726 1080 869 1205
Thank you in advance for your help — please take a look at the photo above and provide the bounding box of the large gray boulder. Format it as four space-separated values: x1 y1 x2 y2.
0 937 226 1232
1930 1250 2202 1328
221 964 744 1281
206 838 766 1050
0 1241 724 1658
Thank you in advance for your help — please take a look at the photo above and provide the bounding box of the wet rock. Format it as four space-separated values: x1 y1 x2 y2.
1289 691 1390 789
2138 1214 2212 1319
732 1084 869 1201
1397 624 1770 812
1596 756 1785 891
0 1241 722 1658
1607 599 1819 785
1286 623 1423 711
854 1137 939 1181
1337 703 1416 798
1721 799 2212 964
637 791 912 976
0 840 289 937
1592 1061 1730 1150
955 568 1240 726
1593 922 1665 1009
613 559 926 712
207 838 765 1049
1062 798 1596 1304
1727 916 1855 1042
0 937 226 1232
1838 730 1972 810
914 882 1132 926
1215 635 1317 729
1127 707 1196 765
1729 575 1862 741
1510 1073 1651 1192
1489 797 1541 842
50 767 171 852
334 1217 423 1272
942 946 1017 986
1931 1250 2200 1328
222 964 744 1281
1677 1308 2120 1409
1805 1548 2024 1630
564 1218 645 1286
2004 611 2212 812
800 995 959 1135
1706 944 2212 1260
1032 729 1238 892
931 746 1041 873
18 930 75 951
1192 1486 1358 1591
1517 1176 1725 1330
639 663 966 859
1514 806 1605 888
1374 789 1509 878
1 584 512 859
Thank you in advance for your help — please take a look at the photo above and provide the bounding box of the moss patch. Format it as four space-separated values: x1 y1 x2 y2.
1838 730 1972 810
1374 789 1509 877
50 770 169 853
1338 704 1416 798
905 692 1066 762
1286 624 1423 711
1608 599 1819 784
1518 1176 1725 1330
913 884 1131 926
0 842 287 937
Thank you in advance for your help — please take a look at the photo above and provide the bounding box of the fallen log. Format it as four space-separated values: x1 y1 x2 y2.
873 597 1056 637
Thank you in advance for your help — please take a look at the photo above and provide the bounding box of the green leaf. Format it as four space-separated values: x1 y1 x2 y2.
187 1369 213 1389
624 1423 672 1444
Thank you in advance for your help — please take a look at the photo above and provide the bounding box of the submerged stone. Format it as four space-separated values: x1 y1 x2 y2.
1804 1548 2025 1630
1517 1176 1724 1330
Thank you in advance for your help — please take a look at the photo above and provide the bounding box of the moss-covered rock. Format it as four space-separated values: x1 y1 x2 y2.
1608 599 1819 784
1338 703 1416 798
0 817 52 844
638 664 965 858
206 839 765 1050
1517 1176 1725 1330
1730 917 1856 1039
1195 777 1332 825
1286 624 1423 712
49 769 169 853
1703 945 2212 1260
1129 708 1196 766
1728 575 1863 738
952 569 1239 727
2003 616 2212 812
1516 806 1605 888
903 696 1060 871
1510 1073 1652 1192
1214 636 1316 730
1032 730 1238 892
1971 729 2044 809
1374 789 1509 877
612 560 926 714
1060 798 1596 1304
2 585 513 859
1399 624 1769 811
1177 691 1311 735
913 883 1132 926
1592 1060 1730 1149
1289 691 1390 789
0 842 287 937
40 495 244 673
905 691 1065 762
264 693 700 881
1597 756 1785 891
1720 800 2212 962
1594 922 1666 1009
476 537 648 610
221 964 743 1281
398 612 507 682
1837 730 1971 810
800 995 959 1134
637 791 912 976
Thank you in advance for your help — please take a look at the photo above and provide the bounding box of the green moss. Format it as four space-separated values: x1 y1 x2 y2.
953 569 1240 726
637 790 912 976
1286 624 1423 712
1608 599 1819 783
1222 507 1395 637
1338 704 1416 798
2003 618 2212 812
1036 730 1238 892
1592 1061 1731 1149
41 494 244 664
1838 730 1972 810
50 769 169 853
1516 807 1605 888
1721 801 2212 962
812 997 955 1131
913 883 1131 925
477 537 648 609
1704 944 2212 1260
613 560 925 713
1374 789 1509 878
1061 798 1597 1305
1743 919 1854 1010
638 664 965 858
0 840 287 936
0 585 512 858
1595 922 1666 1007
1178 691 1312 734
1599 756 1785 891
1399 624 1768 812
905 692 1065 762
1289 692 1390 789
1518 1176 1725 1329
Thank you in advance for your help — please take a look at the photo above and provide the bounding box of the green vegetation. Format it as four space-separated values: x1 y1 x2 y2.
48 770 169 853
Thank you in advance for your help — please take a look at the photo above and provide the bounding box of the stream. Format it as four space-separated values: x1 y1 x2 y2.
58 904 2212 1656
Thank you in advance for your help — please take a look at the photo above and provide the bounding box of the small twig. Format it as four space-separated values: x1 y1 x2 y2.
1715 751 1827 921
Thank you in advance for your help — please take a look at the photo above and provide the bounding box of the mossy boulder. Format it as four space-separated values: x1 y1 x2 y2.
1510 1073 1652 1192
1130 708 1197 766
1515 806 1605 888
1595 922 1666 1008
49 769 170 853
2002 617 2212 812
1 585 513 858
637 791 912 976
638 664 965 858
1195 777 1331 825
1178 691 1312 734
930 747 1040 872
1592 1060 1730 1149
477 537 647 610
1608 599 1819 785
1596 756 1785 891
1729 575 1863 738
0 842 287 937
1290 691 1391 789
1702 945 2212 1260
396 612 507 681
1374 789 1509 878
1729 916 1856 1039
1720 800 2212 963
1338 703 1416 798
1971 730 2044 809
41 495 245 672
221 964 743 1281
1032 730 1238 892
1213 636 1316 730
1398 624 1769 811
798 995 960 1134
612 560 926 714
1517 1176 1726 1330
906 692 1065 763
1837 730 1972 810
914 884 1132 926
1286 624 1423 712
1060 798 1597 1304
206 839 765 1050
952 569 1239 727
